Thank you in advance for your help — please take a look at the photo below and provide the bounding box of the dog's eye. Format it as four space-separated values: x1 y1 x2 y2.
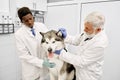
55 38 62 41
46 42 48 44
52 41 55 43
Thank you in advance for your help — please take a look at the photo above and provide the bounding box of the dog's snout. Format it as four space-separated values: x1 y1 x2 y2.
48 48 52 52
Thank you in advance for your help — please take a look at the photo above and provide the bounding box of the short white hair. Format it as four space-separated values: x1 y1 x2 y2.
84 11 105 29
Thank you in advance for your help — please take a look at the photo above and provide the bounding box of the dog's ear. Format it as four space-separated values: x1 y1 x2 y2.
40 32 46 43
40 32 44 37
56 31 62 37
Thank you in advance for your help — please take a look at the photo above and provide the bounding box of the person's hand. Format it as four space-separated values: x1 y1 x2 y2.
42 58 56 68
54 49 62 55
58 28 67 38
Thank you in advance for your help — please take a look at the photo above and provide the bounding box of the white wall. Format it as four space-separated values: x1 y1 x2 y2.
0 34 21 80
45 2 80 35
9 0 17 24
0 0 9 23
0 0 9 12
80 1 120 80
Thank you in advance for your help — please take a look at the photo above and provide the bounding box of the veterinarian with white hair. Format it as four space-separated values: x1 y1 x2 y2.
15 7 55 80
54 12 108 80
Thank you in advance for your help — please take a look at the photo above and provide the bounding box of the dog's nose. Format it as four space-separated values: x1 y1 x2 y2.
48 48 52 52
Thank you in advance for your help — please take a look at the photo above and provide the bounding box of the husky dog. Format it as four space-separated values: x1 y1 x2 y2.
40 30 76 80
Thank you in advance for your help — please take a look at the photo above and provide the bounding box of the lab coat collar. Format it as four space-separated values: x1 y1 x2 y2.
22 23 35 30
92 30 105 40
22 24 36 37
85 31 104 45
80 31 106 51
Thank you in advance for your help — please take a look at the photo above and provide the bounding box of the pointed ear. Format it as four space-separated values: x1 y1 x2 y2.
39 32 44 37
56 31 62 37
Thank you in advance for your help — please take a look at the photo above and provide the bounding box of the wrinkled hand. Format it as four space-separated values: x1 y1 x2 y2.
54 49 63 55
43 59 56 68
58 28 67 38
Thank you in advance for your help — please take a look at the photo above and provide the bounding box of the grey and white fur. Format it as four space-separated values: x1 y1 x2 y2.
40 30 76 80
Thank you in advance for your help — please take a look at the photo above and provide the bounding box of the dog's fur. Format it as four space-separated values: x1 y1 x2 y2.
40 30 76 80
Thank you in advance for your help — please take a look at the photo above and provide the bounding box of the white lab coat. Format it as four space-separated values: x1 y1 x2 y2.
15 22 49 80
59 31 108 80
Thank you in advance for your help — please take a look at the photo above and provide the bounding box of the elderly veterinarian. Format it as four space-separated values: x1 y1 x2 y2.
54 12 109 80
15 7 55 80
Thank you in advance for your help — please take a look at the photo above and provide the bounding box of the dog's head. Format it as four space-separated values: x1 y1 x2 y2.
40 30 65 58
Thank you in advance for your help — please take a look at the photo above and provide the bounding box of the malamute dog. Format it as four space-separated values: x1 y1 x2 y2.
40 30 76 80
